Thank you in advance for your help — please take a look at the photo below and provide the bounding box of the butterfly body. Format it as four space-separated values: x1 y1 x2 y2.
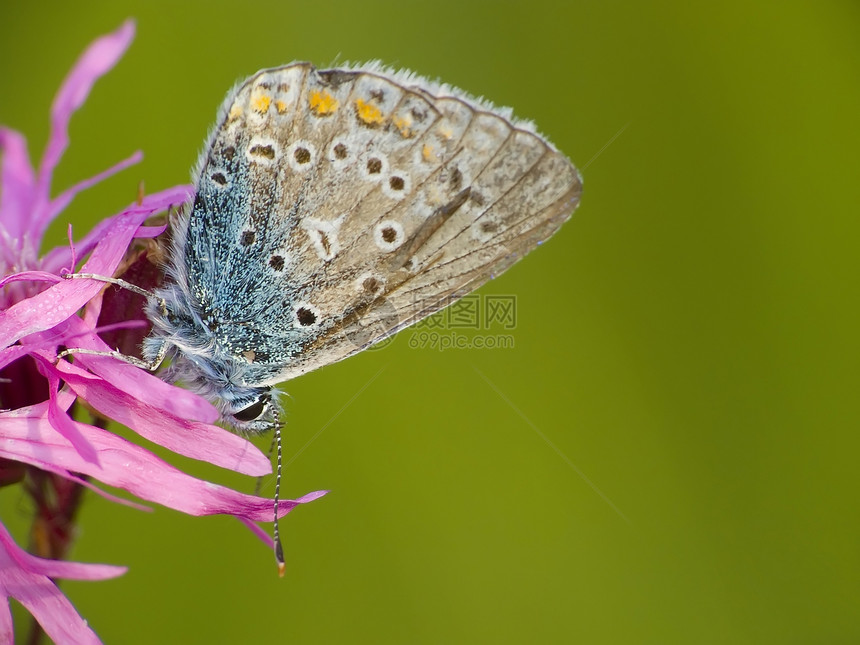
143 62 582 432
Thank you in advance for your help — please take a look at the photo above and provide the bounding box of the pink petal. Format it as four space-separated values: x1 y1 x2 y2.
40 184 191 273
0 345 34 371
46 150 143 226
0 592 12 644
0 398 49 419
291 490 329 504
0 270 62 289
88 319 149 337
0 189 184 349
0 564 104 645
0 277 100 349
77 353 220 423
236 517 275 548
40 216 120 275
75 188 184 277
42 368 99 464
134 224 168 238
30 20 136 243
0 393 150 510
60 471 151 511
0 128 35 243
0 523 125 581
45 357 269 476
0 413 321 521
48 315 219 424
0 523 124 645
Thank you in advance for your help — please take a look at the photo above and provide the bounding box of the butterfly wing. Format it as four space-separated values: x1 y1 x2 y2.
184 62 581 385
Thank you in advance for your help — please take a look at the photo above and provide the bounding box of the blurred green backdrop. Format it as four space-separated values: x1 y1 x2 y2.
2 1 859 643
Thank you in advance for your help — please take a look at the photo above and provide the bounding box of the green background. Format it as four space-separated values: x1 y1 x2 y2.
2 1 859 643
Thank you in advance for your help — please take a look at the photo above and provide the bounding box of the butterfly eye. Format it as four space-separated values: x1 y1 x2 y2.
233 396 269 421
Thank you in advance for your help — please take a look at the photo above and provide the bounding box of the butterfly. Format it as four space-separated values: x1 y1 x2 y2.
75 62 582 572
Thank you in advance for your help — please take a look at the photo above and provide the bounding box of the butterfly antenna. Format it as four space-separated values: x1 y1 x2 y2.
273 423 285 577
254 433 278 496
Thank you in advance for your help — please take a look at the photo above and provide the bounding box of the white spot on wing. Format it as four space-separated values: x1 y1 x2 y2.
300 214 346 261
246 137 278 163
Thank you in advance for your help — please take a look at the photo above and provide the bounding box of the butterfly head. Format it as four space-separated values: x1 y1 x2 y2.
221 387 280 434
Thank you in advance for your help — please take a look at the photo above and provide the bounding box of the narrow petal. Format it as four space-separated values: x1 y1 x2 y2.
0 191 179 349
236 517 275 548
0 523 125 581
45 316 219 424
0 345 35 372
45 357 269 476
42 368 99 464
0 574 104 645
0 523 123 645
0 594 12 645
69 185 190 280
0 391 150 510
40 184 191 274
34 314 220 423
30 20 136 242
86 319 149 337
133 224 168 239
0 414 322 521
291 490 329 504
0 556 104 645
0 398 49 419
0 128 35 243
0 272 108 349
45 150 143 226
0 270 62 289
75 189 180 278
59 472 151 511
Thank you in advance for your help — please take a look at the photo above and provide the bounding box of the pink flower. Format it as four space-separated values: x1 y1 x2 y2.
0 522 125 645
0 20 325 643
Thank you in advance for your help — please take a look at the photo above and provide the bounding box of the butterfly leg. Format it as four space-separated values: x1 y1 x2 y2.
56 342 166 371
62 272 157 300
56 272 168 371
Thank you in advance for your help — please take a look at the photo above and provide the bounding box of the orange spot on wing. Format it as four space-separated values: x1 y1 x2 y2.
393 115 413 137
422 143 438 163
355 98 385 126
252 94 271 114
309 90 339 116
